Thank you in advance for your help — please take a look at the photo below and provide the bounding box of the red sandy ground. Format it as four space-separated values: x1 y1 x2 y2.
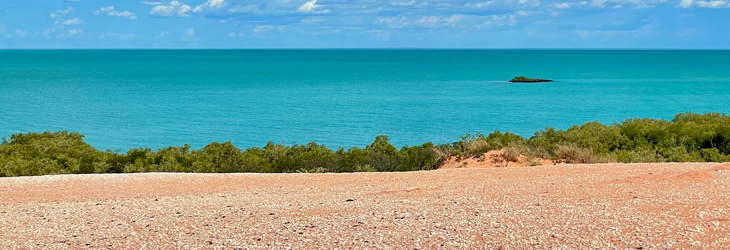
1 163 729 249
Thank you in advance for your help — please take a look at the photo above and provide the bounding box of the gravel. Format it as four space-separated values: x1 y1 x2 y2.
1 162 729 249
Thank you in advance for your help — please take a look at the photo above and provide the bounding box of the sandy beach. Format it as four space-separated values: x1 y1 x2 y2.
1 163 729 249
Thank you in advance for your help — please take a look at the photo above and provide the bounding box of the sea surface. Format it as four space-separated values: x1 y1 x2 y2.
1 50 729 151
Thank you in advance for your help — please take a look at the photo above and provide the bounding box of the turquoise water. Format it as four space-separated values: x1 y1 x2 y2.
1 50 729 151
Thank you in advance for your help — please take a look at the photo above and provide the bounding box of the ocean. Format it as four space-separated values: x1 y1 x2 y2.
1 50 729 151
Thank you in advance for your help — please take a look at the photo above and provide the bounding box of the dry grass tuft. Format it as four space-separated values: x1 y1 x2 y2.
556 145 595 164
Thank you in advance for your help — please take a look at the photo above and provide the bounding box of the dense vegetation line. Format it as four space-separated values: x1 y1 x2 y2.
1 112 729 177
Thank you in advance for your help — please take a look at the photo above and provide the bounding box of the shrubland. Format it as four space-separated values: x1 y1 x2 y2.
1 112 728 177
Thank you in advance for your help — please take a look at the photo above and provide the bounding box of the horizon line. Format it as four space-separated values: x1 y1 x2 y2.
2 48 730 51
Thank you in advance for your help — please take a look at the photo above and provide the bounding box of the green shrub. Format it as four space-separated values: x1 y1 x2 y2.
700 148 730 162
659 147 702 162
400 143 447 171
1 112 728 177
615 149 661 163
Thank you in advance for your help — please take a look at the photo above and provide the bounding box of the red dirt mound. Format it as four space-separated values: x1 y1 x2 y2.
440 149 554 169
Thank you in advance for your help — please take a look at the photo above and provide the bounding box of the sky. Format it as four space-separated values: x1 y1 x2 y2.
0 0 728 48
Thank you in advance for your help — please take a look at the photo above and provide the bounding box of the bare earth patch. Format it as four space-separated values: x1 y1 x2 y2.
1 163 730 249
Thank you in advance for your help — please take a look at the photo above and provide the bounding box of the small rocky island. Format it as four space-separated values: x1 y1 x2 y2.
509 76 553 83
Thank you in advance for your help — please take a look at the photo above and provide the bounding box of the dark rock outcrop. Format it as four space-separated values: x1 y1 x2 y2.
509 76 553 83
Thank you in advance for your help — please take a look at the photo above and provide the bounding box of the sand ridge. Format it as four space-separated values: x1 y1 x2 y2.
1 163 730 249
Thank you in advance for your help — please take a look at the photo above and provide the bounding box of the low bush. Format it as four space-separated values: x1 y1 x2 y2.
1 112 728 177
501 147 521 163
556 145 595 164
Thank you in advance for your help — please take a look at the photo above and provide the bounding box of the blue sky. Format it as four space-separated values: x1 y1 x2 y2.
0 0 728 48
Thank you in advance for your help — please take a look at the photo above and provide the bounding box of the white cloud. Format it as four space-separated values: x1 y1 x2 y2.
95 6 115 14
300 18 324 25
677 0 694 7
466 0 540 9
377 15 463 29
142 1 163 5
50 8 73 19
253 25 273 33
611 0 670 8
193 0 226 13
476 14 517 29
375 17 403 28
67 29 82 36
392 1 416 6
298 0 322 12
554 2 571 8
228 5 262 14
676 0 730 7
115 11 136 19
61 18 83 25
41 11 87 39
95 6 137 19
150 1 192 17
465 1 498 8
591 0 607 7
695 0 730 7
416 15 463 28
554 0 649 9
99 32 136 40
554 1 589 8
207 0 226 8
43 27 83 38
253 25 287 33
